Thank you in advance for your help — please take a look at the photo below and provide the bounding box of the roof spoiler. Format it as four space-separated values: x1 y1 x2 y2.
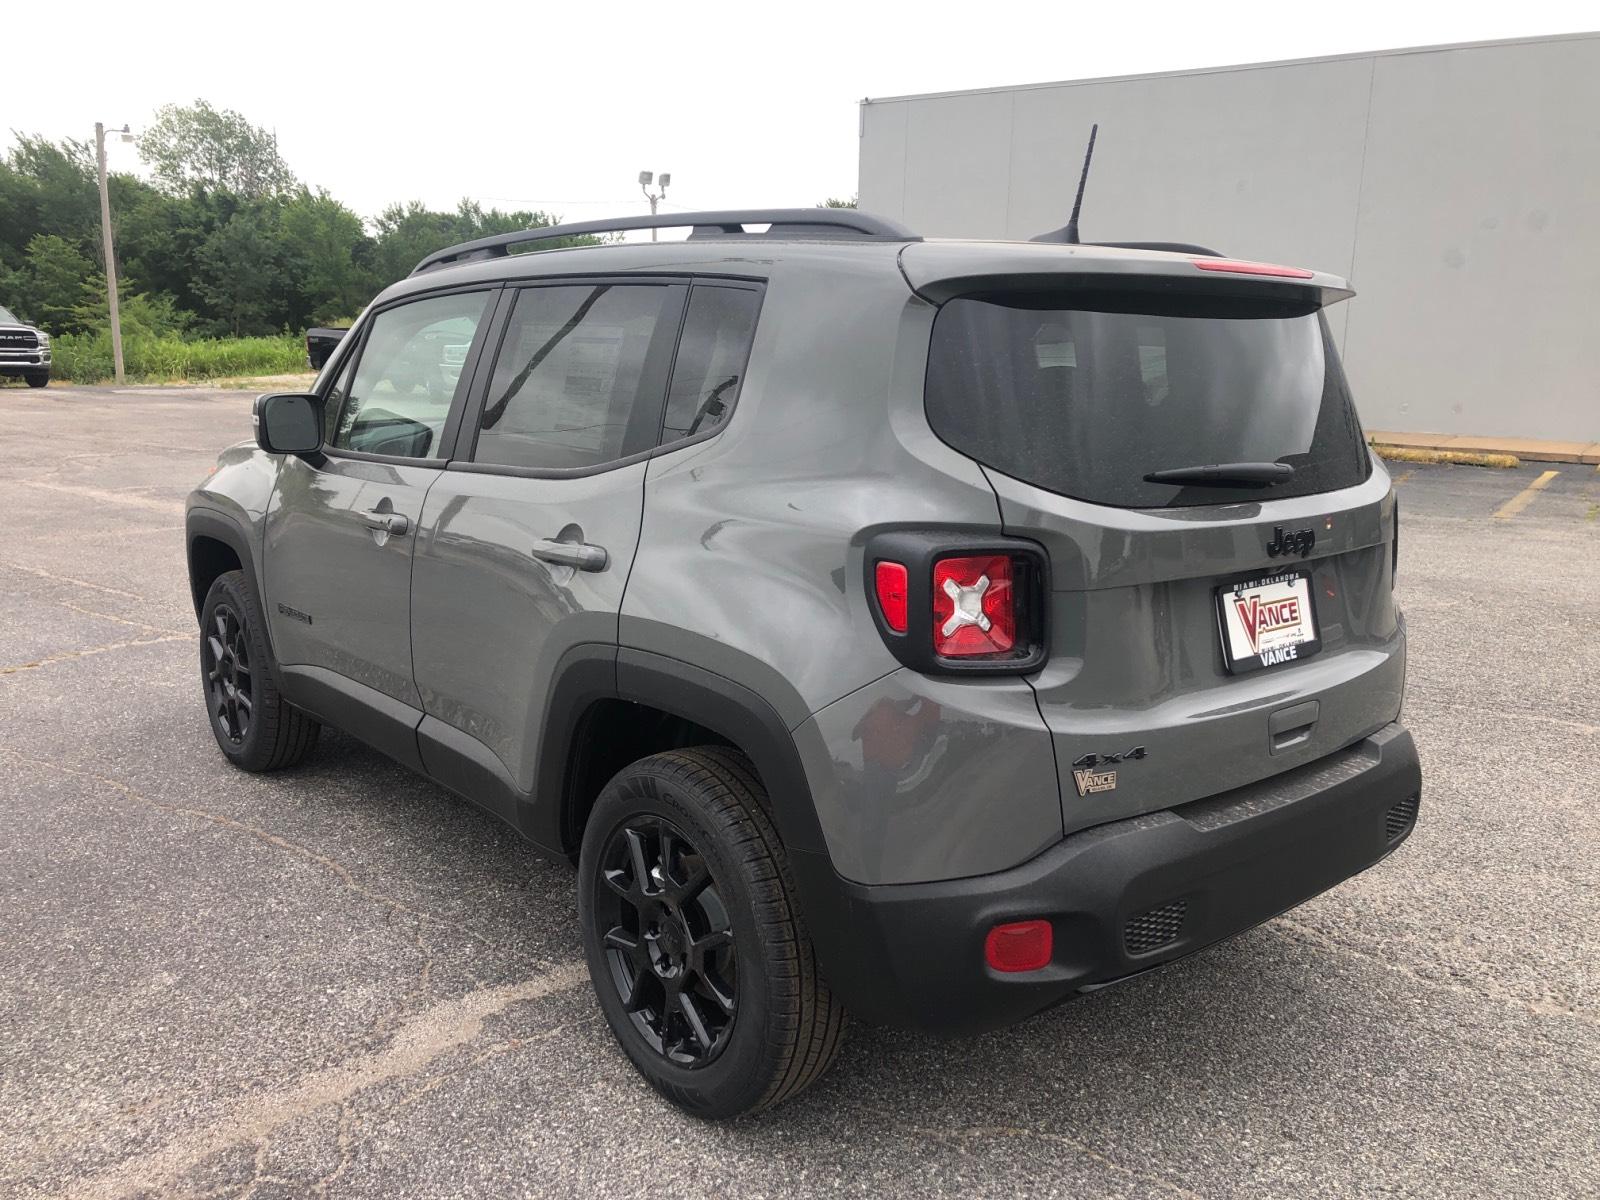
412 208 919 275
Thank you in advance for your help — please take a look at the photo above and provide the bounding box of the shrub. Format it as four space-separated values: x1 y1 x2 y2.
49 331 305 383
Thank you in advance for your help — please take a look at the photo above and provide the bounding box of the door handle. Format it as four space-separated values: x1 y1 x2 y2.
531 538 608 572
359 509 410 536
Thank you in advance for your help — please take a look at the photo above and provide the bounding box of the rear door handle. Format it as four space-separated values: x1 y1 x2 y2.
531 538 608 572
359 509 410 536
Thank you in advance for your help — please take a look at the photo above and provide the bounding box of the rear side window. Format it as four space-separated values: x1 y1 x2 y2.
475 284 678 471
925 294 1369 508
660 285 761 444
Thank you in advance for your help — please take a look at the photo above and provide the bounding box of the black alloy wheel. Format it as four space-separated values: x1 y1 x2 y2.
591 815 737 1067
203 602 252 745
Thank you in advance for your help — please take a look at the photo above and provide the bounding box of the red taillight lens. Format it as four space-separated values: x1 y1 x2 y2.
1193 258 1315 279
985 920 1053 973
874 560 909 633
931 554 1016 658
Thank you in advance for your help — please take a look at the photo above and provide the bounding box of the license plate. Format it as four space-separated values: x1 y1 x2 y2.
1216 570 1321 673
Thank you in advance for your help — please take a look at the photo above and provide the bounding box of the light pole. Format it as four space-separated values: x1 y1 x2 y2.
638 170 671 241
95 122 134 386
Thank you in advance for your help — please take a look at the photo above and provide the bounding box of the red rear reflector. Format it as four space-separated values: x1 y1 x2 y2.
932 554 1016 658
874 561 909 633
985 920 1053 973
1193 258 1315 279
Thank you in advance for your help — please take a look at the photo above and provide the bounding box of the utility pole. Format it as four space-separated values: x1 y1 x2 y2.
95 122 132 386
638 170 671 241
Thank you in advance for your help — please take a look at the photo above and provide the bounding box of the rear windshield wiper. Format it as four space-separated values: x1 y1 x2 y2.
1143 462 1296 487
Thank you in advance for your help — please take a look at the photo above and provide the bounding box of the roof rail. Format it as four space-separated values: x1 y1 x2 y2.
411 208 919 275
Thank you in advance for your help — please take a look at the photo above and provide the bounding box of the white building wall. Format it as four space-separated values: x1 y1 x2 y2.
859 34 1600 442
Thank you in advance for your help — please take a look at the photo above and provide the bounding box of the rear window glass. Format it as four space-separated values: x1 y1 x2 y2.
925 294 1369 508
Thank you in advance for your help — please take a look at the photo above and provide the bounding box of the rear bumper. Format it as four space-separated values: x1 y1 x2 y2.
793 722 1421 1034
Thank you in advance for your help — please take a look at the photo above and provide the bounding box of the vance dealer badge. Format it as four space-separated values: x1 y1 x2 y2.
1070 746 1146 796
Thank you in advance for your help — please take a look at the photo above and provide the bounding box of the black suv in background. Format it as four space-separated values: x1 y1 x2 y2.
0 305 51 387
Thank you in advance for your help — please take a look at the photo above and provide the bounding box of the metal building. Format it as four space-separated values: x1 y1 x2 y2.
858 32 1600 443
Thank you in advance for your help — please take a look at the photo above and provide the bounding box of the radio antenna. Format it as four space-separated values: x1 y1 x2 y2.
1062 123 1098 245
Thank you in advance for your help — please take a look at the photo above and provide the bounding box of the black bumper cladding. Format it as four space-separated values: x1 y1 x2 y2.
799 722 1421 1035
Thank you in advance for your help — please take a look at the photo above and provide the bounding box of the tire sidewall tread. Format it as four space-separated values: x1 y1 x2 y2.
578 746 845 1118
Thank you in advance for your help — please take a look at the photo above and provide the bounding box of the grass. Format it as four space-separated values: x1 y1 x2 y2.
48 332 306 384
1372 444 1520 469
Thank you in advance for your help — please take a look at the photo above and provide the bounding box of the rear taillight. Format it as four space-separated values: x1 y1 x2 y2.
1193 258 1315 279
866 533 1047 675
874 561 909 633
931 554 1016 658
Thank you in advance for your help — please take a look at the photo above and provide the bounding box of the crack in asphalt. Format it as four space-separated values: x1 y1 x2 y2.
0 633 189 675
51 965 589 1200
55 600 188 637
0 560 146 601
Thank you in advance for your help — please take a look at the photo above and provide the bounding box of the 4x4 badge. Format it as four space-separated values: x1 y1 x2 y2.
1070 746 1146 795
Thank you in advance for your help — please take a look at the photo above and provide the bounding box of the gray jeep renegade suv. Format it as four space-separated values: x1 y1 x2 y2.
186 209 1420 1117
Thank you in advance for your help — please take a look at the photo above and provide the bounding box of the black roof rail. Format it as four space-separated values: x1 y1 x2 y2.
411 208 919 275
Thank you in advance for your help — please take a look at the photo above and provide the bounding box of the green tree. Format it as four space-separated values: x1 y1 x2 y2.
0 135 99 262
192 205 295 336
16 234 102 333
818 195 858 209
280 188 375 323
137 101 296 199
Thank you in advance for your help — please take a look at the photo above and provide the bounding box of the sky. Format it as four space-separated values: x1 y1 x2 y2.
4 0 1596 228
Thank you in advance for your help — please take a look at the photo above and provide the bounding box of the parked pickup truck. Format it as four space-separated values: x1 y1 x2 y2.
0 304 51 387
305 326 348 371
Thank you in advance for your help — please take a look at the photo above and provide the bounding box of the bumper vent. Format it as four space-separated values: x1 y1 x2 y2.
1385 793 1420 842
1124 900 1188 956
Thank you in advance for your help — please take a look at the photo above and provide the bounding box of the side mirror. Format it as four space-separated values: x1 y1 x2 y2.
254 393 324 455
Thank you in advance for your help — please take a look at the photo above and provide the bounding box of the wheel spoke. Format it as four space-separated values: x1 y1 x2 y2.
659 828 679 884
700 974 736 1016
690 928 732 963
623 827 653 896
234 691 253 713
678 991 713 1051
604 926 641 959
618 966 649 1014
602 867 634 900
207 635 226 666
676 864 712 904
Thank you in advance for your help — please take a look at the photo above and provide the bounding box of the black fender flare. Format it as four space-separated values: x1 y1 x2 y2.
186 506 282 679
530 646 868 1006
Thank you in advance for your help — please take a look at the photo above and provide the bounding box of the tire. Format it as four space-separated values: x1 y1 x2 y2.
199 570 319 771
578 746 846 1118
25 372 48 388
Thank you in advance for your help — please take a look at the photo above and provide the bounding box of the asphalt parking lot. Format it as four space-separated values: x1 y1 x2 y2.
2 382 1597 1200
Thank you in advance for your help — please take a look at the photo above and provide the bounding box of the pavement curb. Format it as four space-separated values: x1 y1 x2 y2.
1368 431 1600 465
